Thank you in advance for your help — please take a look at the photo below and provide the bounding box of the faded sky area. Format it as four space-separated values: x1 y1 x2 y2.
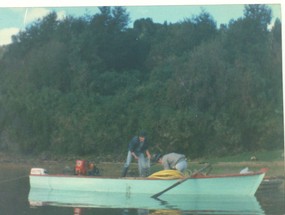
0 1 282 46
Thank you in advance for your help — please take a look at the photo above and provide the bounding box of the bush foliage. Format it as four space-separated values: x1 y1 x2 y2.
0 5 282 158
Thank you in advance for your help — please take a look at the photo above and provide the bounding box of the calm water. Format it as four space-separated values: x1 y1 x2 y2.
0 165 284 215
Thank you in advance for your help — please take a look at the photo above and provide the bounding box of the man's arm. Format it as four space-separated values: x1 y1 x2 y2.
129 137 139 159
145 150 151 159
162 156 171 169
131 151 139 160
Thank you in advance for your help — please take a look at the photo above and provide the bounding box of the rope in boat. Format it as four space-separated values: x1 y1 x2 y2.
148 170 184 179
0 175 28 184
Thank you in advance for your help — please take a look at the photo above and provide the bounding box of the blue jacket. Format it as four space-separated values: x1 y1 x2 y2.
128 136 148 155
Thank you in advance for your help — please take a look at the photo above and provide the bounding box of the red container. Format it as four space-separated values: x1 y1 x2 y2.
75 160 87 175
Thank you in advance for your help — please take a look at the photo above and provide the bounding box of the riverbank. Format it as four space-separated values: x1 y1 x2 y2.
0 151 284 178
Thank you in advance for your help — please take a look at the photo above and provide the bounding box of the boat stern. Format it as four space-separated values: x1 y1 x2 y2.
30 168 48 175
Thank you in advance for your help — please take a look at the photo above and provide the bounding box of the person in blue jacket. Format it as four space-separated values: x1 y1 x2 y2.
121 131 151 177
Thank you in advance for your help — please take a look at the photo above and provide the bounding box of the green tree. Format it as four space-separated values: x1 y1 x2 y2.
0 5 282 157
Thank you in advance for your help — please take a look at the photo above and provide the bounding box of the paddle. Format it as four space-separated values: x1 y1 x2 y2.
151 164 211 198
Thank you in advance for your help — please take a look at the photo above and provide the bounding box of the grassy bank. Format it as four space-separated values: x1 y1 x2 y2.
193 149 285 178
0 149 284 178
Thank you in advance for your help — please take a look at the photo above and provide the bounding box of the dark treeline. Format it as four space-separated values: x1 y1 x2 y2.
0 5 282 159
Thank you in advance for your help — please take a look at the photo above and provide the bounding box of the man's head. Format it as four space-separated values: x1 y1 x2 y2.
139 130 146 137
139 131 146 142
152 153 162 163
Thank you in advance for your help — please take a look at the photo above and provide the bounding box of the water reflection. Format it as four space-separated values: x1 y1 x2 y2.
29 188 265 214
74 208 82 215
256 188 285 215
0 166 284 215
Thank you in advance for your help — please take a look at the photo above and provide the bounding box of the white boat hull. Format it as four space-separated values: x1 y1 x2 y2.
29 168 267 196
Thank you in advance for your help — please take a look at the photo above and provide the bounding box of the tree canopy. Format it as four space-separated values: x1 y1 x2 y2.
0 5 282 159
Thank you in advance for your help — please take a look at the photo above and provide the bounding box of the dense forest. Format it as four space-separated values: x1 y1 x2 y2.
0 5 282 159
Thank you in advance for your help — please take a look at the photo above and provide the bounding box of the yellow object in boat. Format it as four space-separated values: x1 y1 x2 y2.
148 170 184 179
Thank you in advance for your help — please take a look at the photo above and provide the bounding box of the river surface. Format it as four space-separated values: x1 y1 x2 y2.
0 164 284 215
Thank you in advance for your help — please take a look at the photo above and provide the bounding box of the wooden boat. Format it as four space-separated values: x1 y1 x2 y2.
28 188 264 214
29 167 267 196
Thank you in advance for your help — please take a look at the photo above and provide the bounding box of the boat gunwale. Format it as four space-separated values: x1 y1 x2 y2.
29 168 267 180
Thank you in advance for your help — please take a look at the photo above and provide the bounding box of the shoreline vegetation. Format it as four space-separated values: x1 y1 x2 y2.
1 149 284 179
0 5 282 158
